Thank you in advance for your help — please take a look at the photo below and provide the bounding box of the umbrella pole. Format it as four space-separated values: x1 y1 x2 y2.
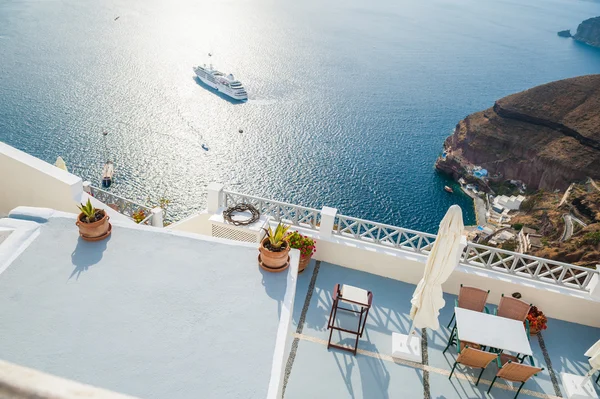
406 321 418 345
580 367 596 386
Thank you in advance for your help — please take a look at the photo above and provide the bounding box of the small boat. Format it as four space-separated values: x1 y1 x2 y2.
201 144 209 151
444 186 454 193
102 161 114 187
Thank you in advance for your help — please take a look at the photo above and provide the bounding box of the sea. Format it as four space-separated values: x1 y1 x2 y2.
1 0 600 233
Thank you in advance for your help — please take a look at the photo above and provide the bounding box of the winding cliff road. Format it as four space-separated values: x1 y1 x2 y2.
559 183 574 207
561 214 574 242
461 187 487 225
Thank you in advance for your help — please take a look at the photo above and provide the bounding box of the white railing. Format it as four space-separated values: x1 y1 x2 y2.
215 186 599 291
462 242 596 291
334 214 437 254
87 184 163 227
222 190 320 230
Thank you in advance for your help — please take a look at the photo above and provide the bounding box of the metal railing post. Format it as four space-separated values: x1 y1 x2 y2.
587 265 600 299
207 183 224 213
82 181 92 194
151 207 164 228
319 206 338 239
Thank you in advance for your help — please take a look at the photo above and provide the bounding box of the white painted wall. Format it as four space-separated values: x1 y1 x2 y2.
302 227 600 328
0 359 139 399
166 211 212 235
183 209 600 328
0 142 82 214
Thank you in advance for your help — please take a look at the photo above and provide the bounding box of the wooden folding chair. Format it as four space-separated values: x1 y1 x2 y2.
496 294 531 322
488 357 543 398
493 294 533 363
327 283 373 355
449 346 499 386
443 325 481 354
447 284 490 328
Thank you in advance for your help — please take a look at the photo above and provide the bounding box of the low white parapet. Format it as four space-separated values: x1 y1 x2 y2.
0 142 82 215
178 184 600 328
0 359 138 399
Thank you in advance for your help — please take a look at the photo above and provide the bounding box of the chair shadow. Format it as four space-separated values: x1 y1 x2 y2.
69 236 110 280
304 285 334 332
331 338 391 399
192 76 246 105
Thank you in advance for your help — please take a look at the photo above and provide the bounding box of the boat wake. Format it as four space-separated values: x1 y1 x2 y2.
245 98 278 106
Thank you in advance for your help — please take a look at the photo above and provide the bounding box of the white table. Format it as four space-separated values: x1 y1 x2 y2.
454 307 533 356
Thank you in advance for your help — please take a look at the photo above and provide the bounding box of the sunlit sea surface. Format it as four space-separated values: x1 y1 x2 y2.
1 0 600 232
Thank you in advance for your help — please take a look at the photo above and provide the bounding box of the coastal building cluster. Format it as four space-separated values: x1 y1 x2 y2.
455 170 531 253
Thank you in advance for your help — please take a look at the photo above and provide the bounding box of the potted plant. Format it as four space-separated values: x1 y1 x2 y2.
76 199 111 241
259 223 291 272
287 231 316 273
132 209 147 224
526 305 548 335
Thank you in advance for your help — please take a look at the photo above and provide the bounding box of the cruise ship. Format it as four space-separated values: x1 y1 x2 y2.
193 64 248 101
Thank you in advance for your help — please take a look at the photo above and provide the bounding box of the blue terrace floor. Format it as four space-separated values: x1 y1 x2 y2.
283 261 600 399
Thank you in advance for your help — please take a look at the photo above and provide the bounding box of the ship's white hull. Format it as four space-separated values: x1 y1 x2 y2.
194 67 248 101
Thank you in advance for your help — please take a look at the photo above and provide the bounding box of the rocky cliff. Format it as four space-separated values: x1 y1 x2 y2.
573 16 600 48
436 75 600 191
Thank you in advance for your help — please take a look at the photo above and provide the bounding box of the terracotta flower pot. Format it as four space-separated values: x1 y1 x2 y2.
298 254 312 273
529 326 540 335
258 238 290 272
76 211 111 241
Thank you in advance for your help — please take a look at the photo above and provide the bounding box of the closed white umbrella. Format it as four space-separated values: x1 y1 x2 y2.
392 204 466 362
410 204 465 330
55 156 68 172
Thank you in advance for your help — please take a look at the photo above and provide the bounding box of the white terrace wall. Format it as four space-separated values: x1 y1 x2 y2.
0 142 82 215
301 227 600 328
166 211 212 235
0 359 138 399
177 202 600 328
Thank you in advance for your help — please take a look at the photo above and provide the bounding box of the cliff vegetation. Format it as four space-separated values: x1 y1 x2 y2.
510 181 600 268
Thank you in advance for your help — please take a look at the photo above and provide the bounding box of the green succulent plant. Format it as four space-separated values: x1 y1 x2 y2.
264 222 291 250
77 199 101 223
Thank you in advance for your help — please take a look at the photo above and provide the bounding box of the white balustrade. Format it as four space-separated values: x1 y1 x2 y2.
89 186 161 227
217 187 599 291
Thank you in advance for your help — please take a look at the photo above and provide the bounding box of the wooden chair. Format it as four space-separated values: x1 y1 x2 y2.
488 357 543 398
495 294 531 322
443 324 481 354
327 283 373 355
493 294 533 363
449 346 499 386
447 284 490 328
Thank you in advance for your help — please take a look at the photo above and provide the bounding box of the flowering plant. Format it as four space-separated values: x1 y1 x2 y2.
132 209 147 224
526 305 548 332
287 231 316 258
